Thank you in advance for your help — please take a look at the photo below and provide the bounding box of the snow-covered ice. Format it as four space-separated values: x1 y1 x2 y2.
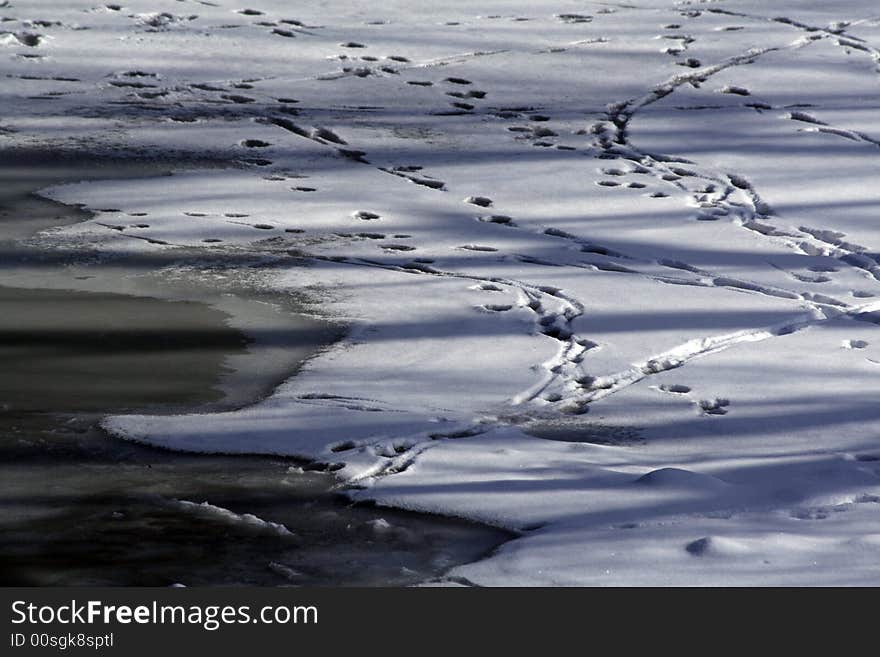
6 0 880 585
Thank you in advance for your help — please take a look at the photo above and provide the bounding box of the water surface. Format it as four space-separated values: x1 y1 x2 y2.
0 150 510 586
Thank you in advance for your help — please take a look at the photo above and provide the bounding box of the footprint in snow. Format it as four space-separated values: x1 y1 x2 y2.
659 384 691 394
352 210 380 220
5 32 43 47
699 398 730 415
459 244 498 252
464 196 493 207
556 13 592 24
720 85 750 96
222 94 255 104
449 89 487 99
311 127 346 144
469 282 503 292
478 214 514 226
843 339 868 349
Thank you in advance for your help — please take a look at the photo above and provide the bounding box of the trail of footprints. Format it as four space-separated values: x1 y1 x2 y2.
658 383 731 416
446 17 880 415
57 5 880 425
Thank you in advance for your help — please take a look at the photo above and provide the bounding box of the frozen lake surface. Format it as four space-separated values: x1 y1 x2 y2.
0 154 510 586
3 0 880 585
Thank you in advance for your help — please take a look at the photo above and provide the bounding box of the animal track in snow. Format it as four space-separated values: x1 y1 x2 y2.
556 13 592 24
135 12 197 30
787 110 826 125
720 85 750 96
478 214 515 226
1 31 43 47
222 94 255 104
311 127 346 144
659 383 692 394
448 89 487 99
842 339 868 349
791 493 880 521
352 210 381 221
685 537 713 556
464 196 493 207
699 398 730 415
379 167 446 190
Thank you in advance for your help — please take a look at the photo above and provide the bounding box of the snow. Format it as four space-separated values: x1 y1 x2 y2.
6 0 880 585
173 500 296 537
